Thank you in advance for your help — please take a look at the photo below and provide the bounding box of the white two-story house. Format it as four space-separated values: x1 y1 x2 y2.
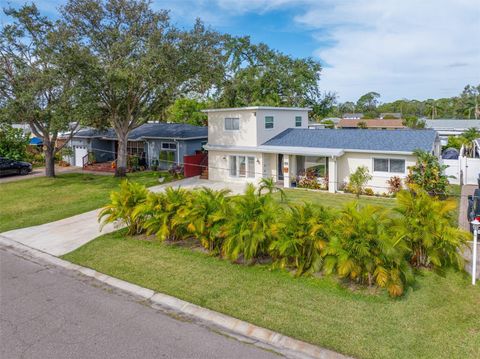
203 106 441 193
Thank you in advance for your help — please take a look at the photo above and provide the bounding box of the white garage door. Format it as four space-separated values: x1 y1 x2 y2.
75 146 88 167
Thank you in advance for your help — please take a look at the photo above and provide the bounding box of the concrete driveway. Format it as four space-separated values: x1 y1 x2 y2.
0 177 246 256
0 209 118 256
150 176 247 195
0 166 82 184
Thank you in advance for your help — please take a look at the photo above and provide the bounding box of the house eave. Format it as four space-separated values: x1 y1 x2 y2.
205 144 420 157
204 144 344 157
202 106 312 113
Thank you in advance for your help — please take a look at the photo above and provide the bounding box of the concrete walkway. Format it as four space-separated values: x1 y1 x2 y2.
458 184 476 231
0 177 246 256
149 176 247 195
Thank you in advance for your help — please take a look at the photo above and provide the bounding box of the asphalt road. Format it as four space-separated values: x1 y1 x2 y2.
0 250 281 359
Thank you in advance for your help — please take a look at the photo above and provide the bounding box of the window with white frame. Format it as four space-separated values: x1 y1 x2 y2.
224 117 240 130
373 158 405 173
295 116 302 127
229 155 255 178
161 142 177 150
265 116 274 129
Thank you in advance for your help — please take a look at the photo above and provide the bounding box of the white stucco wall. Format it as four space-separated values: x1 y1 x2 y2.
255 109 308 145
207 109 257 147
208 150 263 184
337 152 417 193
207 108 309 147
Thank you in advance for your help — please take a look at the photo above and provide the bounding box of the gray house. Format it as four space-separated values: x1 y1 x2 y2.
69 123 207 169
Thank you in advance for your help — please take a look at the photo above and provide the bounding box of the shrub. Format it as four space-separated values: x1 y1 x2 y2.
297 169 327 190
221 184 281 262
406 150 449 196
178 187 231 253
0 124 30 160
363 188 374 196
394 187 470 270
270 203 332 276
135 187 192 241
387 176 402 195
98 181 148 235
348 166 372 198
323 202 413 297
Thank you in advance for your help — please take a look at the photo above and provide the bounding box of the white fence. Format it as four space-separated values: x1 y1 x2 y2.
443 159 460 184
462 157 480 185
442 157 480 185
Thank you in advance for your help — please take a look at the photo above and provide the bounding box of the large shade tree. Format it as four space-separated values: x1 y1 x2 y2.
62 0 225 176
0 5 98 176
217 37 323 111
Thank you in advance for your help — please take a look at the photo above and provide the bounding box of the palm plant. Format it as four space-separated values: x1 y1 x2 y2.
98 180 148 235
134 187 193 241
394 188 470 270
459 127 479 157
257 177 287 202
177 187 231 253
323 202 413 297
269 202 332 276
222 183 282 263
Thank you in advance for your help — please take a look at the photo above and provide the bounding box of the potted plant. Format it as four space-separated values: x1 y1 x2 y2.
290 175 297 188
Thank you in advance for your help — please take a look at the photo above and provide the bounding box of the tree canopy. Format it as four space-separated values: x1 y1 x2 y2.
0 4 99 176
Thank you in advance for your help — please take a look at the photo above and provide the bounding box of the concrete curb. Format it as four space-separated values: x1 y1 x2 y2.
0 235 351 359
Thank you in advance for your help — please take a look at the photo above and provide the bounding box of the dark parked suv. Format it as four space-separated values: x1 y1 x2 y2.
0 157 33 176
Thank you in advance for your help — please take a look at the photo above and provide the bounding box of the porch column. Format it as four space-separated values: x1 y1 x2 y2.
328 157 337 193
283 154 290 188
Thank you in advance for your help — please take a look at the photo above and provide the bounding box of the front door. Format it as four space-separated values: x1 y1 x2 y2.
277 154 284 181
75 146 88 167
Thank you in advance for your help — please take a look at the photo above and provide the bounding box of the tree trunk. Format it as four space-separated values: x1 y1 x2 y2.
44 145 56 177
115 135 128 177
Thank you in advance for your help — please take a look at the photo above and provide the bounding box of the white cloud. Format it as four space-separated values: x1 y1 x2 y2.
205 0 480 101
294 0 480 101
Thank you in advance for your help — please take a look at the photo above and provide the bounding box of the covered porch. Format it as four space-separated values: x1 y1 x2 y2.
258 146 344 193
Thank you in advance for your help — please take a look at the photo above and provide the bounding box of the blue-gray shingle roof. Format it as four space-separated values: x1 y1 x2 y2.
262 128 437 153
75 123 207 140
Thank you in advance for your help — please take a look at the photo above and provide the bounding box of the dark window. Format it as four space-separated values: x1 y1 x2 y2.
295 116 302 127
265 116 274 129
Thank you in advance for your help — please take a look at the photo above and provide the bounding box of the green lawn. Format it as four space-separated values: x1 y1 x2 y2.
277 185 461 226
276 188 397 210
0 172 164 232
63 230 480 359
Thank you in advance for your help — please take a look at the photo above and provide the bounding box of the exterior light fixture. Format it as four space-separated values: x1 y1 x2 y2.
471 219 479 285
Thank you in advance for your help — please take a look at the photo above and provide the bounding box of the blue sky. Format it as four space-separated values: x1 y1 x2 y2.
2 0 479 102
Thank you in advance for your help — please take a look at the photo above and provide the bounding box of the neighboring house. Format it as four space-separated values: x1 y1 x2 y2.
308 117 341 129
67 123 207 169
425 119 480 145
203 106 440 193
342 113 363 119
338 119 405 129
379 112 402 119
